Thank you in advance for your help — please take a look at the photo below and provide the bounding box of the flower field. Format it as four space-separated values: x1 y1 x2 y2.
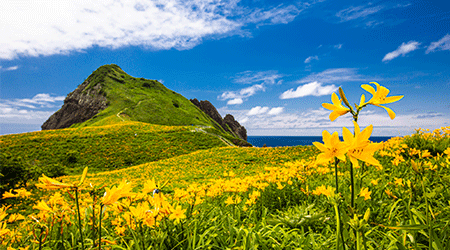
1 83 450 249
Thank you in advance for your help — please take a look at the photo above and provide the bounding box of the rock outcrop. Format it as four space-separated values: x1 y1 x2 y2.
41 80 108 130
190 99 247 141
224 114 247 141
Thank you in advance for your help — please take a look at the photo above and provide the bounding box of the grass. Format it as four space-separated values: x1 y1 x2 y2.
71 65 227 132
1 127 450 249
0 121 229 180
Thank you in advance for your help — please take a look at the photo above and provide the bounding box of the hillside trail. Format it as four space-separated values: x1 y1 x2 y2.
115 108 236 147
191 126 236 147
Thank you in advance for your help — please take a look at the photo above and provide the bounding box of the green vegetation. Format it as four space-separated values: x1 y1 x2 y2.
73 64 220 130
0 121 229 193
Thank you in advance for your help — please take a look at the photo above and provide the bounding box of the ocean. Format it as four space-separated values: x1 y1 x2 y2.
247 136 392 147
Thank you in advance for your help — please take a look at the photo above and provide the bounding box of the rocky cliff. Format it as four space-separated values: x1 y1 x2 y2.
41 79 108 130
190 99 247 141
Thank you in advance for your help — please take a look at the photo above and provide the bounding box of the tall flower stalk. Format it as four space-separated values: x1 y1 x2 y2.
317 82 403 249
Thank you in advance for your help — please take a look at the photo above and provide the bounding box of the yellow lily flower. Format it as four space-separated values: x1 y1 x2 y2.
322 92 351 121
359 187 371 200
33 200 53 213
342 121 381 168
313 130 348 165
35 167 88 190
36 174 74 190
101 180 132 205
169 205 187 224
361 82 403 119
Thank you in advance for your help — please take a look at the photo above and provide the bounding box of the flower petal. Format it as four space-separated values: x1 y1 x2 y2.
380 105 397 119
383 95 404 104
361 84 375 95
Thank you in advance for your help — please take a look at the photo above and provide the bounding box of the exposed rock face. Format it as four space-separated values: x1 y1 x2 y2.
41 80 108 130
224 114 247 141
190 98 247 141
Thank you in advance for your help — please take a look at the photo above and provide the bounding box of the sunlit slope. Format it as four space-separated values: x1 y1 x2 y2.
60 146 319 190
72 64 219 129
1 121 228 175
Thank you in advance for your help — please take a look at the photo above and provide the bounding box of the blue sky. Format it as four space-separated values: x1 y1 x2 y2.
1 0 449 136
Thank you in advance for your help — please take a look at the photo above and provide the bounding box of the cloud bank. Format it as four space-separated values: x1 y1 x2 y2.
0 0 303 60
0 94 65 124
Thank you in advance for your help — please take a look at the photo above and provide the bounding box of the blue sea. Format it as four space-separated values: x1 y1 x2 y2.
247 136 392 147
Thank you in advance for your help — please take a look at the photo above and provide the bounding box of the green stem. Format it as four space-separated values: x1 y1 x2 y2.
350 162 355 210
98 205 104 250
334 158 340 194
356 231 361 250
422 177 432 249
334 203 341 250
75 188 85 250
334 159 346 250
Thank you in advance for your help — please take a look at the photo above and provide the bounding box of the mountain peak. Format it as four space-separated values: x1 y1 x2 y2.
41 64 248 144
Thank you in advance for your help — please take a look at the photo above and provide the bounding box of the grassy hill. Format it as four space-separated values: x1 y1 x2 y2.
71 64 222 130
0 121 231 190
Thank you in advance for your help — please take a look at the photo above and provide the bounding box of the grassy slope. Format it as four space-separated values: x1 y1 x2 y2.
60 146 319 191
1 121 229 175
72 64 249 146
74 65 216 129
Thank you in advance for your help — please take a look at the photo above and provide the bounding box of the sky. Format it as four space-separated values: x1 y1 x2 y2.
1 0 449 137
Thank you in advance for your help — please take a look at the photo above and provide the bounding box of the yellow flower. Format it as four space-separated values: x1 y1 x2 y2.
444 147 450 156
385 189 397 199
2 190 17 199
33 200 53 213
342 121 382 168
359 187 371 200
7 213 25 223
360 82 403 119
0 222 11 238
169 205 186 224
36 167 88 190
313 130 348 165
142 179 157 194
36 174 74 190
101 180 132 205
394 178 403 186
370 179 379 186
312 185 335 197
322 92 351 121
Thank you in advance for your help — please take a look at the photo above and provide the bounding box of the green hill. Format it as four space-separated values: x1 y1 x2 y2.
0 121 232 190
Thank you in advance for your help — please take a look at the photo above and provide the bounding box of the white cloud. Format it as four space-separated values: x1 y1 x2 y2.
426 34 450 54
227 98 243 105
248 106 270 115
219 83 265 105
0 65 19 71
247 106 284 116
3 93 66 109
0 0 303 60
334 44 342 49
304 55 318 63
219 107 450 136
296 68 370 84
220 70 284 105
233 70 284 85
280 81 337 99
336 4 383 22
268 107 284 115
382 41 421 62
0 93 65 124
